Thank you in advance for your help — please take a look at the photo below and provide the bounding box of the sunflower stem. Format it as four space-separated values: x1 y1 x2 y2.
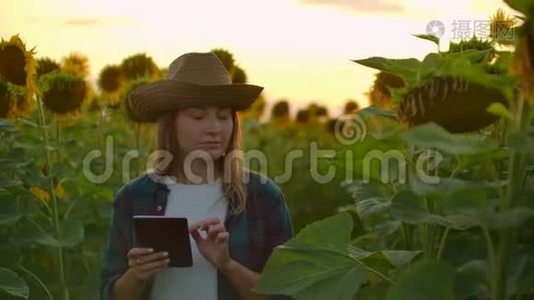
56 118 61 162
493 89 531 300
135 122 142 176
35 94 69 300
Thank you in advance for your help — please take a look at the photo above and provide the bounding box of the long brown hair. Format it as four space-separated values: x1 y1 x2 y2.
153 110 247 215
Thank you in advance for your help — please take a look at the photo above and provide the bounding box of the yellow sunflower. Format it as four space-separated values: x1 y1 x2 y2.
30 178 65 205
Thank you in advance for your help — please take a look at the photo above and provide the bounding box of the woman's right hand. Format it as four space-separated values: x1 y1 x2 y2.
126 247 170 282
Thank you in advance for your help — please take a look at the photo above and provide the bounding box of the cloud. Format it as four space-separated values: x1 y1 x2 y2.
25 16 139 26
299 0 403 14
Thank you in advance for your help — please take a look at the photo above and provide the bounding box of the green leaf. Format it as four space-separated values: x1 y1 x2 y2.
352 57 420 85
390 191 426 222
487 102 511 119
286 212 353 249
15 116 38 128
352 248 423 274
381 250 423 269
506 132 534 153
356 197 391 219
348 247 422 268
0 267 29 299
402 122 497 155
455 260 489 299
255 213 370 299
444 49 492 65
442 61 515 98
409 176 492 197
255 246 368 300
0 158 33 170
0 214 23 226
0 118 17 132
356 284 388 300
413 34 440 47
480 207 534 229
35 220 84 248
441 187 493 215
0 179 22 189
390 191 479 229
359 105 398 120
505 0 534 16
386 259 456 300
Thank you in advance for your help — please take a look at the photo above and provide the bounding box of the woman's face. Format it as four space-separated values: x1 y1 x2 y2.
174 105 234 160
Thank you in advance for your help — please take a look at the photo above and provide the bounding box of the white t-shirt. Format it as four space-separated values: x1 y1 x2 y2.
149 176 228 300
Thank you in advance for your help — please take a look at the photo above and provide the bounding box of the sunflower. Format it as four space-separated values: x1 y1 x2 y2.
120 53 159 82
61 52 90 78
368 71 405 109
36 57 60 77
0 78 12 118
397 76 508 133
0 78 32 119
39 71 87 114
98 64 123 107
490 8 520 46
0 35 36 85
0 35 37 116
232 65 247 84
29 178 65 205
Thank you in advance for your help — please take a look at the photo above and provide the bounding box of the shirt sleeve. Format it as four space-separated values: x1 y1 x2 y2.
100 190 133 300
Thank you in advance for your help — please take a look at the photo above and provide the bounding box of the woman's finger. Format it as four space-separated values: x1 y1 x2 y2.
128 251 167 267
206 223 225 240
138 251 169 264
137 257 170 273
189 218 221 232
137 262 169 279
127 247 153 259
190 228 204 244
215 232 229 244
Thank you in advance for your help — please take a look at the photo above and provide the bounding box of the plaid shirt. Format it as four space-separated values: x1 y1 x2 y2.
100 169 294 300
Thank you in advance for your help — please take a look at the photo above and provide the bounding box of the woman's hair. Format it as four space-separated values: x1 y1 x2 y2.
154 109 247 215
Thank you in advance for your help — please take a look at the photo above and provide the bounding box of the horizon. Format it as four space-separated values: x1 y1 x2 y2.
1 0 513 117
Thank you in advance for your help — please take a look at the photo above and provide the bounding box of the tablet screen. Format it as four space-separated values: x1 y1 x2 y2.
133 216 193 267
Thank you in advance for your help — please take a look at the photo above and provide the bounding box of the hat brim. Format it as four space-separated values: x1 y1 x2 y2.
126 79 264 122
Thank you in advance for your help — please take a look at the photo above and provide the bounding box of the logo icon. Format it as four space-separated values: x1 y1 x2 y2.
426 20 445 38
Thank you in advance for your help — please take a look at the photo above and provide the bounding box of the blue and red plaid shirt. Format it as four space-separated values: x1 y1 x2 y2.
100 169 294 300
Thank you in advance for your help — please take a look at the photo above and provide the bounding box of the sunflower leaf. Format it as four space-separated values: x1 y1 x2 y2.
0 267 29 299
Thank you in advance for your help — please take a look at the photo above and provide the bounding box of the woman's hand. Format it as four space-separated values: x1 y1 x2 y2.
189 218 233 271
126 247 170 282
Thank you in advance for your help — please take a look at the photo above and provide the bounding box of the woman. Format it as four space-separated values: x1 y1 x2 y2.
100 52 294 300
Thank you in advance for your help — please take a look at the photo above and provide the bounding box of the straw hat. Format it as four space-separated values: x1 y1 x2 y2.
126 52 264 122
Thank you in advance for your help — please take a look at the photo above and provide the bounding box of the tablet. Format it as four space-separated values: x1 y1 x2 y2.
133 216 193 267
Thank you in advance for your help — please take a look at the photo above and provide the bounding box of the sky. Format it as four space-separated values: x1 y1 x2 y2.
1 0 514 117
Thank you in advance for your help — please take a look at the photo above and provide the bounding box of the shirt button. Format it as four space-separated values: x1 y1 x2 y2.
157 206 162 211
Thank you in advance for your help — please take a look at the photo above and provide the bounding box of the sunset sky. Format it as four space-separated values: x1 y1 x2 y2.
1 0 513 116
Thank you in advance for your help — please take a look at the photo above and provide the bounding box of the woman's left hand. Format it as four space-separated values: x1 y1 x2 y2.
189 217 233 271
